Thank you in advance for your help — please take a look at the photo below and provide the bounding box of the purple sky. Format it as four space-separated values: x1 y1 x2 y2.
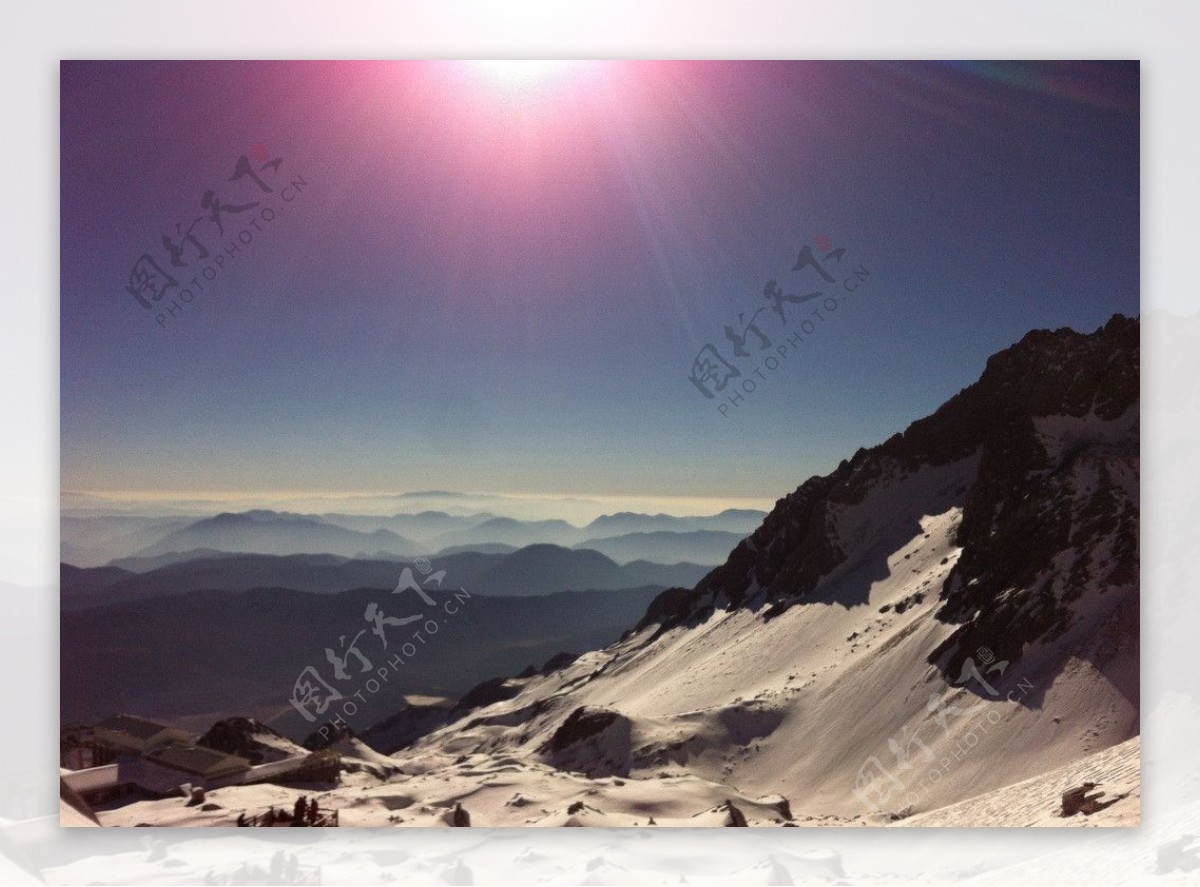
60 61 1139 511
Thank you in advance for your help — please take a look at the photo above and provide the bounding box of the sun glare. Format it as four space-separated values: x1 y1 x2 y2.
470 60 577 89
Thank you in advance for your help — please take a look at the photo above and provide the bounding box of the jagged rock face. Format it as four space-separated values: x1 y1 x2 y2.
358 702 453 755
455 676 523 713
303 720 354 751
927 316 1138 675
540 706 633 777
633 475 843 635
358 674 539 754
541 651 580 674
638 315 1139 678
931 442 1137 672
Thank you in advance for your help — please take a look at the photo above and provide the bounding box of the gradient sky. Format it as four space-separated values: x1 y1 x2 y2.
60 60 1139 511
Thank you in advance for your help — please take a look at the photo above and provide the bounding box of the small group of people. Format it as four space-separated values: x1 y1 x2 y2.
234 796 322 827
292 795 321 824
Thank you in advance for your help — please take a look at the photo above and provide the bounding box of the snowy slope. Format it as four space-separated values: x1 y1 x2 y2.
895 735 1139 827
370 317 1140 826
70 317 1139 828
376 450 1135 824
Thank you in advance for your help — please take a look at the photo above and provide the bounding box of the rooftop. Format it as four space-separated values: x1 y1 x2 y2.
147 745 250 777
95 714 182 741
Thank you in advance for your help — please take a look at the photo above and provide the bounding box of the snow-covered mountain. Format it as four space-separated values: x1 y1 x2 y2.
370 316 1139 825
66 317 1140 828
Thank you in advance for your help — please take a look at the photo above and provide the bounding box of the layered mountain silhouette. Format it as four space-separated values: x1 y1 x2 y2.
582 509 765 537
63 508 766 570
131 510 422 560
575 530 746 566
61 546 710 610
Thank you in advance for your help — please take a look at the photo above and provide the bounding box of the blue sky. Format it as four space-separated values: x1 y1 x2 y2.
60 60 1139 511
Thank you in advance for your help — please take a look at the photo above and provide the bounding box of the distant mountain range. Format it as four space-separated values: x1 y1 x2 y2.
62 507 766 569
581 509 766 537
130 510 422 560
430 516 580 549
433 542 517 557
574 530 745 565
61 546 711 610
60 514 194 568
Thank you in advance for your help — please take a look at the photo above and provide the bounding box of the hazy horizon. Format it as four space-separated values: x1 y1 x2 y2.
60 487 776 524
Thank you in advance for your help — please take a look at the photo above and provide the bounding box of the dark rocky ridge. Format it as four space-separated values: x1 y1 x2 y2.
199 717 298 764
635 315 1139 680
